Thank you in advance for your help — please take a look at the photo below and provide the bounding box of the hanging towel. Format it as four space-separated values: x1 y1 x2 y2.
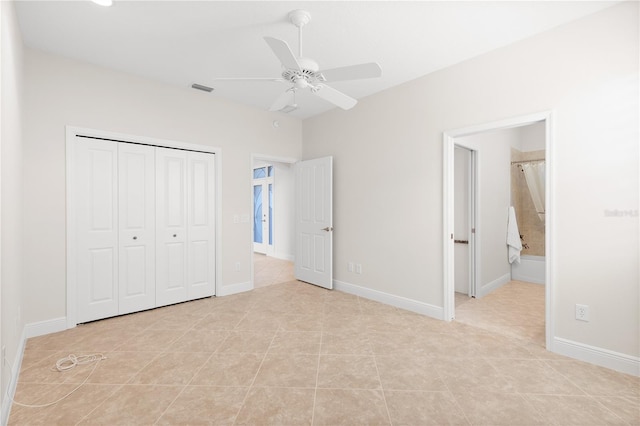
507 206 522 264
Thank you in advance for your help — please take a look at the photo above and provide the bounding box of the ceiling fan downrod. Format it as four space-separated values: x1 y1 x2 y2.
288 9 311 58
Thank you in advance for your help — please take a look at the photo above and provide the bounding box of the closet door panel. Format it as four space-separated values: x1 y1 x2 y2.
76 139 119 323
118 144 156 315
156 147 188 307
187 152 216 298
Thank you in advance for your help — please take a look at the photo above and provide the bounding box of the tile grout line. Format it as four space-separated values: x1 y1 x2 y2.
151 346 221 424
430 356 473 425
72 383 126 426
153 301 253 424
371 352 393 426
80 318 202 425
310 329 324 426
229 319 280 425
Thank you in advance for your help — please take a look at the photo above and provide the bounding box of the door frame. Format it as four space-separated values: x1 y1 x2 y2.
442 111 554 350
65 125 222 329
249 154 298 288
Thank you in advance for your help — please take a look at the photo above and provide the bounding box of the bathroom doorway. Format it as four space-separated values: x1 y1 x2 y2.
510 122 546 284
443 112 553 349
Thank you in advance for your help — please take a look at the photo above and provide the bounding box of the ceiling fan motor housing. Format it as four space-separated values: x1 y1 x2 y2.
281 57 323 88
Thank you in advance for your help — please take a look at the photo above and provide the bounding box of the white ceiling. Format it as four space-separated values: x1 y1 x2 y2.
15 0 618 119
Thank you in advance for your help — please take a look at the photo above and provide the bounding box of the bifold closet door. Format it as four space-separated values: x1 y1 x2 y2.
118 143 156 314
74 138 216 322
76 139 119 323
155 148 216 306
156 148 189 306
187 152 216 299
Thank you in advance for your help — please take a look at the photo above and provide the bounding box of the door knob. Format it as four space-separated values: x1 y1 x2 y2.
321 226 333 232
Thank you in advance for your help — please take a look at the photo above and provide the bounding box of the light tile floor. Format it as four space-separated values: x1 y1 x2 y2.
10 280 640 425
253 253 295 288
455 280 546 345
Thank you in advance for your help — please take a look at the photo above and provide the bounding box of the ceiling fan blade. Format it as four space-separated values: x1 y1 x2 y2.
319 63 382 82
213 77 285 82
264 36 301 71
269 89 295 112
312 84 357 110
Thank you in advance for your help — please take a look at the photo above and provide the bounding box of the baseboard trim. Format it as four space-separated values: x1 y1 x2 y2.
2 318 67 423
511 272 545 285
217 281 252 297
1 327 26 426
24 317 68 338
476 273 511 298
333 280 444 320
553 337 640 377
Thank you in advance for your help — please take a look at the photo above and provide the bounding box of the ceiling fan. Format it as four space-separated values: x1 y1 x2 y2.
215 10 382 113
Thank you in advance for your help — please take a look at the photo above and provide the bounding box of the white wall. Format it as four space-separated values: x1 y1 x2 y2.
519 121 545 152
0 0 24 419
303 2 638 358
272 162 295 260
22 48 302 325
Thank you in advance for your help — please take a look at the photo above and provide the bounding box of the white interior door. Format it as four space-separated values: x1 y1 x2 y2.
187 151 216 299
76 139 119 323
454 146 477 298
118 143 156 314
294 157 333 289
156 147 188 307
454 146 471 296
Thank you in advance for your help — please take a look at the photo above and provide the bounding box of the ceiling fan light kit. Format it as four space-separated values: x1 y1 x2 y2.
215 9 382 113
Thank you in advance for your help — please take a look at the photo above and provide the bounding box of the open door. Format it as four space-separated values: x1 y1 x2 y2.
294 157 333 289
454 146 477 298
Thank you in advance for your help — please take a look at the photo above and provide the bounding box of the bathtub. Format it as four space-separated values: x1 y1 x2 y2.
511 255 545 284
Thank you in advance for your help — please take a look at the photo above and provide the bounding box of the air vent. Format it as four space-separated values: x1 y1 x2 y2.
191 83 214 93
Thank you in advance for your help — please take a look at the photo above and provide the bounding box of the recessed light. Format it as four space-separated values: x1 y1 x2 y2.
91 0 113 7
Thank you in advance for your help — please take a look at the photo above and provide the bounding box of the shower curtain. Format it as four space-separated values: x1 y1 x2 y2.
522 162 545 221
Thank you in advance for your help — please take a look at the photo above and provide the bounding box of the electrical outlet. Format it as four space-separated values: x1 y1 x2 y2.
575 304 589 322
355 264 362 274
348 262 354 272
235 262 241 272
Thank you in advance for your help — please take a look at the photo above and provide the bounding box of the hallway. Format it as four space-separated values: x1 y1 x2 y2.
253 253 295 288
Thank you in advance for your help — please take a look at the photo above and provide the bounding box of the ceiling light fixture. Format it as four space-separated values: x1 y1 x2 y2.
91 0 113 7
279 104 298 114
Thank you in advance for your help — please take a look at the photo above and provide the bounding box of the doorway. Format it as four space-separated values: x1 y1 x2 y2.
443 112 553 349
251 156 296 288
252 165 274 255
